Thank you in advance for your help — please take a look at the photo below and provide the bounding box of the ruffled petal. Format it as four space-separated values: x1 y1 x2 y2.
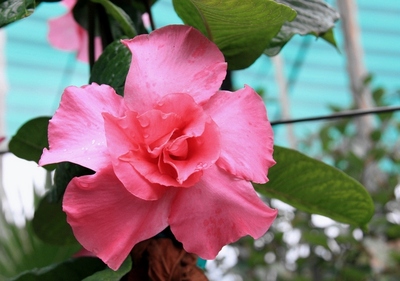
63 165 175 270
203 86 275 183
169 165 277 259
103 111 170 200
40 84 126 171
122 25 227 113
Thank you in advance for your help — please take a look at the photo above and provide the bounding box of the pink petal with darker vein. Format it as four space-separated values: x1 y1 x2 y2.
122 25 227 113
63 165 176 270
169 165 278 259
40 84 126 171
203 86 275 183
103 111 170 200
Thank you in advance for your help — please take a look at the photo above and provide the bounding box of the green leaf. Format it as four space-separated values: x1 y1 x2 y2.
0 0 37 27
173 0 296 70
83 256 131 281
255 146 374 226
89 39 131 96
91 0 137 38
50 162 94 203
32 193 78 246
9 257 106 281
264 0 339 56
9 117 55 171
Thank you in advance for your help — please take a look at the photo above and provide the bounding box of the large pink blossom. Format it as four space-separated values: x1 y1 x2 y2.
40 25 277 270
48 0 102 62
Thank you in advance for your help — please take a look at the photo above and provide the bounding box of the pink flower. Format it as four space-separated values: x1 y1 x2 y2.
0 137 4 143
40 25 277 270
48 0 102 62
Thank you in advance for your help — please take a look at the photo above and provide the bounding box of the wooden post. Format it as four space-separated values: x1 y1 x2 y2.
272 54 296 148
336 0 373 141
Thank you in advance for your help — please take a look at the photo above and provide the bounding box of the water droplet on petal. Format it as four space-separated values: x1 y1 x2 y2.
91 139 96 145
161 113 168 120
139 118 150 128
143 134 149 139
79 181 90 188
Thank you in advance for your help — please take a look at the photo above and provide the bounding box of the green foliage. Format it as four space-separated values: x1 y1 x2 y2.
82 256 132 281
173 0 296 70
0 0 37 27
256 146 374 226
89 39 131 96
9 257 106 281
32 193 78 246
8 116 55 171
0 208 81 280
264 0 339 56
51 162 94 203
91 0 137 38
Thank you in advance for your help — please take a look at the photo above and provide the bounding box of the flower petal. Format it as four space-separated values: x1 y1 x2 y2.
103 111 170 200
63 165 175 270
169 165 277 259
40 84 126 171
122 25 227 113
48 4 102 63
203 86 275 183
48 12 80 51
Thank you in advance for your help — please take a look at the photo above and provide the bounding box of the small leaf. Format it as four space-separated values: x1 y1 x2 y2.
91 0 137 38
256 146 374 226
0 0 36 27
264 0 340 56
173 0 296 70
89 39 131 95
9 117 55 170
9 257 106 281
83 256 132 281
32 193 78 246
51 162 94 203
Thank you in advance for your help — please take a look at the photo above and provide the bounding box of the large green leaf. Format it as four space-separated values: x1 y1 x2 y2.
32 193 78 246
83 256 132 281
89 39 131 96
173 0 296 70
9 257 106 281
265 0 339 56
0 0 37 27
256 146 374 226
9 117 55 171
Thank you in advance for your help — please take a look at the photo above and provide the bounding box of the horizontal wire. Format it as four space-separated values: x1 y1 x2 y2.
1 105 400 155
271 105 400 126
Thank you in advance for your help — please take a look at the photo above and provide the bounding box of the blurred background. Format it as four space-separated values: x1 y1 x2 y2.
1 0 400 280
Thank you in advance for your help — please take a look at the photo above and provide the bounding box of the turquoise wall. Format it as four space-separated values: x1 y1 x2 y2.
4 0 400 147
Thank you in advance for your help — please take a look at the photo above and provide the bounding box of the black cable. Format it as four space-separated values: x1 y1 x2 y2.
271 105 400 126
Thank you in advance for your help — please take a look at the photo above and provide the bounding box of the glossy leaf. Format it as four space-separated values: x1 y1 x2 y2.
50 162 94 203
9 257 106 281
9 117 55 171
91 0 137 38
256 146 374 226
0 0 36 27
265 0 339 56
32 193 78 246
83 256 132 280
173 0 296 70
89 39 131 95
